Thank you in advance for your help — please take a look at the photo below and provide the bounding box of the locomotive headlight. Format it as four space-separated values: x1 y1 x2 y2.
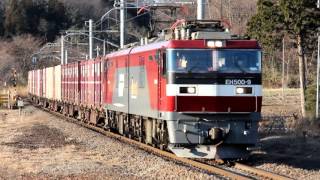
180 87 196 94
207 40 224 48
207 41 216 48
214 41 223 47
236 87 253 94
187 87 196 94
236 87 245 94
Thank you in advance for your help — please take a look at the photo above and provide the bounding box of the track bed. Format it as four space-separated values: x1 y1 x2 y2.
1 104 319 179
0 104 221 179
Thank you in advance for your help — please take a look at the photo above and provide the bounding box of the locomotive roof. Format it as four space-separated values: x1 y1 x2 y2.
105 39 261 59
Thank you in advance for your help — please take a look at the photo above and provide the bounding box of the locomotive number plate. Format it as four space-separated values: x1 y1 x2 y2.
225 79 252 85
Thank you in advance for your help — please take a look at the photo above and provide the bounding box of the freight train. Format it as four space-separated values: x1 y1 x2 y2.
28 20 262 159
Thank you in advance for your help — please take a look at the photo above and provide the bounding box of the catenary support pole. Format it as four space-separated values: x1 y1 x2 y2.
197 0 205 20
65 50 68 64
61 35 64 65
103 40 106 56
96 46 100 57
120 0 125 48
89 19 93 59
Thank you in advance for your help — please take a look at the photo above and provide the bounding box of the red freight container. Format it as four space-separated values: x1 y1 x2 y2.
80 61 84 104
53 58 103 108
80 60 86 105
94 58 102 107
28 71 32 94
79 58 103 107
62 62 80 104
80 60 93 106
41 68 44 98
35 69 40 97
101 58 108 105
32 70 35 95
62 64 66 101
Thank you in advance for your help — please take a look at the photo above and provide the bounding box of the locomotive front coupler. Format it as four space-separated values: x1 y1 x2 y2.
208 124 230 144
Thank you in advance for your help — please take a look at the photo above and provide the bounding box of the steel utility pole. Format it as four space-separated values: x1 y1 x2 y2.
103 40 106 56
89 19 93 59
61 35 64 64
316 0 320 118
197 0 205 20
65 50 68 64
120 0 125 48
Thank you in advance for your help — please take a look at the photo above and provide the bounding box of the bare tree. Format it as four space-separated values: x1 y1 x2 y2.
0 34 42 85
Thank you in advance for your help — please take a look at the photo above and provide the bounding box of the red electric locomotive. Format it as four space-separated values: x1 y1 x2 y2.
29 20 262 159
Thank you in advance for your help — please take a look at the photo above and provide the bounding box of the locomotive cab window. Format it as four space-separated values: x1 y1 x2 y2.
167 49 261 74
167 49 213 73
157 50 167 75
215 50 261 74
162 52 166 75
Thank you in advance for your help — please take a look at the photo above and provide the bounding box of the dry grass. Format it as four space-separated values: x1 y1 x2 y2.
0 86 28 97
16 86 28 97
261 88 320 137
293 118 320 137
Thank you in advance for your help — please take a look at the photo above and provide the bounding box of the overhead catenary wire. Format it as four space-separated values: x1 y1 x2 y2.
35 0 198 64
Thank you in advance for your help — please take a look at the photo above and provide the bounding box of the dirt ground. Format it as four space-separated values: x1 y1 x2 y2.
253 89 320 179
246 135 320 179
0 90 319 179
0 104 220 180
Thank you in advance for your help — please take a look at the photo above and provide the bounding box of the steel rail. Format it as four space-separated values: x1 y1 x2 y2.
33 105 247 179
32 104 292 180
234 163 292 180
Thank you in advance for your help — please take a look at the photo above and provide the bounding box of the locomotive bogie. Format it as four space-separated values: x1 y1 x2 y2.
164 112 259 159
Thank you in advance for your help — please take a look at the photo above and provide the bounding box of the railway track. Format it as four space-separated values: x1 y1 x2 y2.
33 104 293 180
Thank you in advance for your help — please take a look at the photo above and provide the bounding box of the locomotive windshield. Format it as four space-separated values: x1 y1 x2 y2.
167 49 213 73
215 50 261 73
167 49 261 73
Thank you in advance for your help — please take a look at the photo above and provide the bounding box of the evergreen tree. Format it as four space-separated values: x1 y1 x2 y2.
44 0 69 41
100 0 114 7
247 0 320 118
4 0 21 37
247 0 284 52
22 0 46 34
0 1 5 36
4 0 70 41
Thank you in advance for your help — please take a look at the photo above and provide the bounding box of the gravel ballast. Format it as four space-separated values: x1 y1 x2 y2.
1 104 319 179
0 105 221 179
